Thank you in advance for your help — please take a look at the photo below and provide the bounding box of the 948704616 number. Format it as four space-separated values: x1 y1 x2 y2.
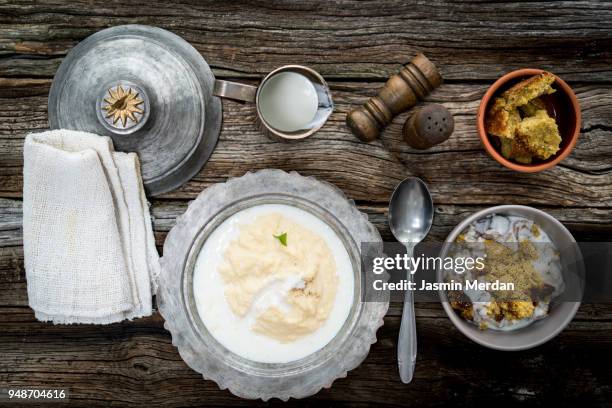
2 388 68 402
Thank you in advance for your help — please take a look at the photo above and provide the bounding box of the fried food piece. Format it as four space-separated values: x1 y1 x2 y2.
502 73 556 108
486 73 555 139
486 73 561 163
519 97 546 117
487 300 535 321
486 98 521 139
449 290 474 321
451 301 474 321
517 110 561 159
500 136 533 164
510 301 535 319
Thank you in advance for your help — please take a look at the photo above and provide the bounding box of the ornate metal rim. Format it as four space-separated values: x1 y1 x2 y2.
158 170 388 400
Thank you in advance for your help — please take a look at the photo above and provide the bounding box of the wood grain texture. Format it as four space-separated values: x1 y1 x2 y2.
0 1 611 82
1 0 612 406
1 82 612 207
1 307 611 407
1 198 611 307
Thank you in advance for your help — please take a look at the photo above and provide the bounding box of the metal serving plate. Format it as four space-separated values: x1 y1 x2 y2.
158 170 388 400
48 25 221 196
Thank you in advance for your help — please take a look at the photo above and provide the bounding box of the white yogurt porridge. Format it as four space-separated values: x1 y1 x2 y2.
192 204 354 363
448 214 565 331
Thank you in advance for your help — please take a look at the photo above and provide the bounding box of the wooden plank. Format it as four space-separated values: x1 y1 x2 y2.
2 198 611 307
3 198 611 246
0 1 611 82
1 82 611 206
1 307 611 407
149 200 612 242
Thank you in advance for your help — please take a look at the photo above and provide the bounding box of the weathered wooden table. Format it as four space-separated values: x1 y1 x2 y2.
1 1 611 406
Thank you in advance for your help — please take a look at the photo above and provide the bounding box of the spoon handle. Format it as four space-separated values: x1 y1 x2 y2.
398 243 417 384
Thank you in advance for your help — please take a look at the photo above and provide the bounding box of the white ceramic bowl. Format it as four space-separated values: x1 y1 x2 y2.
437 205 583 351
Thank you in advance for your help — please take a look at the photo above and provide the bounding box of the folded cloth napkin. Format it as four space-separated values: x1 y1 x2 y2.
23 129 160 324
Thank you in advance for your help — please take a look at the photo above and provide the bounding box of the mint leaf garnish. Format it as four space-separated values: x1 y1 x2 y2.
273 232 287 247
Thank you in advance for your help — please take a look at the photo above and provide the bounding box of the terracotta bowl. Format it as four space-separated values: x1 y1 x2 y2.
477 69 581 172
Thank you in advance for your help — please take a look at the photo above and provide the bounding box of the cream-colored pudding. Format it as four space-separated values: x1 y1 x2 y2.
193 204 354 363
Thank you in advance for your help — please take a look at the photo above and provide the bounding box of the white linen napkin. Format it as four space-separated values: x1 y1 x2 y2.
23 129 160 324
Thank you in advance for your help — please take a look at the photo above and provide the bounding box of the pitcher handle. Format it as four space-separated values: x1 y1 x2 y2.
213 79 257 103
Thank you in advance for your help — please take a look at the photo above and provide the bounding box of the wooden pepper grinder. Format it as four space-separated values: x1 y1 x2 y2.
346 53 442 142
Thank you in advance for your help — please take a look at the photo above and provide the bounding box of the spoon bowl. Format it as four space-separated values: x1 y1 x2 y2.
389 178 434 244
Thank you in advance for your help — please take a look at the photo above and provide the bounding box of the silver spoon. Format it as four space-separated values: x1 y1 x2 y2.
388 177 434 384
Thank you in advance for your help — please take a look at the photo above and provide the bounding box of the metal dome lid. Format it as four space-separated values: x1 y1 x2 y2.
48 25 222 196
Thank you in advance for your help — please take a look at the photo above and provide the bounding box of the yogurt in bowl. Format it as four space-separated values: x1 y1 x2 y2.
193 203 355 363
437 205 582 351
445 213 565 331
